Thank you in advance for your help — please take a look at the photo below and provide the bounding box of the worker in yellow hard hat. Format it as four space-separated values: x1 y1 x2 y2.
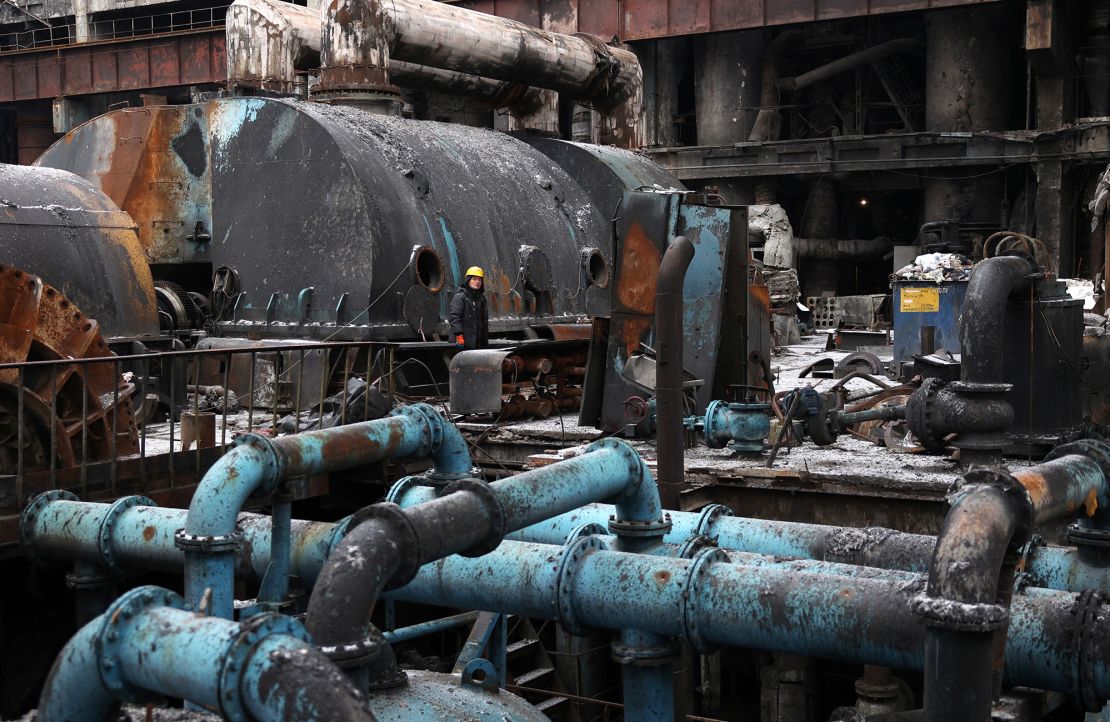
449 266 489 349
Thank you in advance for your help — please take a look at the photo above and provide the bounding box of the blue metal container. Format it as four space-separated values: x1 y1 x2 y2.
891 280 968 363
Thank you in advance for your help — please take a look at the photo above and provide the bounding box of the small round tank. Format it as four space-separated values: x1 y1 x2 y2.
0 164 158 339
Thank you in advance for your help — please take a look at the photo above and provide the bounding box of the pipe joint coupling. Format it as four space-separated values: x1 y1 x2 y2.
441 478 505 557
693 503 732 538
611 637 679 668
348 502 422 591
174 529 243 553
218 612 312 722
909 594 1009 632
682 546 731 653
97 586 186 700
556 535 609 635
99 495 156 576
609 514 673 538
1069 588 1108 712
19 489 79 566
906 378 1014 452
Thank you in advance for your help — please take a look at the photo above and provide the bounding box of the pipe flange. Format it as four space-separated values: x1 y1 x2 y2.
678 534 718 561
610 637 679 668
99 495 155 577
1048 440 1110 481
565 522 608 543
608 514 673 538
218 612 312 722
231 432 283 495
1067 524 1110 548
385 475 430 505
556 535 609 635
441 478 505 557
98 586 186 701
325 514 359 555
905 378 945 450
319 634 383 669
1070 588 1107 712
345 503 422 591
909 594 1009 632
683 546 730 653
19 489 79 566
174 529 243 553
693 503 732 537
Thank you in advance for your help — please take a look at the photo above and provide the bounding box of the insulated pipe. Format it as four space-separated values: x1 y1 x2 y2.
384 538 1110 700
319 0 641 111
304 437 664 689
226 0 544 114
915 451 1110 722
178 403 469 619
36 586 372 722
655 236 695 509
779 38 923 92
953 254 1038 465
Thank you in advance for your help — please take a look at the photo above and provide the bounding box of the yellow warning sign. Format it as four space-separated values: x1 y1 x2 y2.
900 287 939 313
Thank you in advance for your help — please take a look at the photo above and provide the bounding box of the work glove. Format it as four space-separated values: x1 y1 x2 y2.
455 335 465 347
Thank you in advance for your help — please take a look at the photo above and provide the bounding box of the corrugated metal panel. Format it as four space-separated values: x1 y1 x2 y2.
448 0 998 40
0 30 225 102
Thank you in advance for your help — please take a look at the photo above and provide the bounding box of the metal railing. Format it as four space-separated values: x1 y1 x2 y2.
0 4 226 53
0 339 446 523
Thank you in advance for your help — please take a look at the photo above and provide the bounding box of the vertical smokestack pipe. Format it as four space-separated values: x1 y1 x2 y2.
655 236 695 509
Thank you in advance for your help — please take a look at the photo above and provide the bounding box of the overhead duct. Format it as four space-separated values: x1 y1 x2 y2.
317 0 643 143
226 0 543 115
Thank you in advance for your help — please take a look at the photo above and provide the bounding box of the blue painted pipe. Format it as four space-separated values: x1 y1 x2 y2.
36 585 373 722
382 611 481 643
384 538 1110 700
22 492 1110 596
304 437 667 689
177 402 470 617
392 487 1110 593
703 400 772 453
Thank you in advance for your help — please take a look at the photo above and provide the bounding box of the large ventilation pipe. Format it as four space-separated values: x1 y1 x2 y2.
317 0 643 144
226 0 544 115
748 30 805 142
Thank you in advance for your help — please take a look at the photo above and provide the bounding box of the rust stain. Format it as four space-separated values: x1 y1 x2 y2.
620 315 653 359
653 569 671 587
1016 471 1049 508
616 222 661 314
143 525 156 541
1086 488 1099 517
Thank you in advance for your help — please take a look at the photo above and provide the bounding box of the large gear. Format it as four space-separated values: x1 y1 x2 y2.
0 265 139 474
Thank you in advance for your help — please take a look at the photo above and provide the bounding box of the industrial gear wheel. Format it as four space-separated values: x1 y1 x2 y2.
0 265 139 474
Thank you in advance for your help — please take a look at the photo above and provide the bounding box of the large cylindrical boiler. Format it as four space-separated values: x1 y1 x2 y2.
37 97 630 341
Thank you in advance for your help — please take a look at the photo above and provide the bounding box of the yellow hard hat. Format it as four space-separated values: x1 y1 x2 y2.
465 266 485 279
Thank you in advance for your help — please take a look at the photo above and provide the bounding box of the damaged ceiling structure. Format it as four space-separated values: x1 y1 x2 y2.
0 0 1109 721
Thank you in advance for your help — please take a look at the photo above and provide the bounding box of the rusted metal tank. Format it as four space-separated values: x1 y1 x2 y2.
37 96 642 341
0 164 158 340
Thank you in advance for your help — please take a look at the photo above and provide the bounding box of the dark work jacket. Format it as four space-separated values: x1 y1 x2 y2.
448 285 488 349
